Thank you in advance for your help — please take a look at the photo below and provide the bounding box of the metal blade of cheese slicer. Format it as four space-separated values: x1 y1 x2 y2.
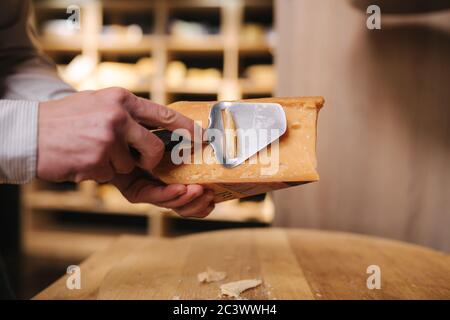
205 101 287 168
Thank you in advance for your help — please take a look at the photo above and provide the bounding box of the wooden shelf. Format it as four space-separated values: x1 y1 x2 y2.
240 79 274 95
102 0 156 11
25 189 273 223
24 190 161 216
167 35 224 52
167 0 224 9
23 186 273 231
98 35 155 53
25 191 96 211
38 35 83 52
239 41 272 54
35 0 274 104
166 82 220 95
26 0 276 261
34 0 85 10
243 0 273 8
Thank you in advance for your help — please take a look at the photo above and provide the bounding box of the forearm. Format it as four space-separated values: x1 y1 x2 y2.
0 99 38 184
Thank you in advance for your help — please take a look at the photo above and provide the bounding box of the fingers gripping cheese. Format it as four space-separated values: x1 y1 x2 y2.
153 97 324 202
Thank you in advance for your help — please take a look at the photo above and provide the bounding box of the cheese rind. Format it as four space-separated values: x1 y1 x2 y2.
153 97 324 202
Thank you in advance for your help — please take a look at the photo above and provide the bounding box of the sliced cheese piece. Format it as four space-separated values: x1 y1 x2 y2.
220 279 262 299
153 97 324 202
197 267 227 283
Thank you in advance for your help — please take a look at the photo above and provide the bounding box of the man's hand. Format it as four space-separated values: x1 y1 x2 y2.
37 87 214 218
112 169 215 219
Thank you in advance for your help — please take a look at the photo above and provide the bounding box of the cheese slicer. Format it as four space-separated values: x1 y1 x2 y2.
153 101 287 168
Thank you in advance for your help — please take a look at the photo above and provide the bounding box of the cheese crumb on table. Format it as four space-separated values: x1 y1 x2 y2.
197 267 227 283
220 279 262 299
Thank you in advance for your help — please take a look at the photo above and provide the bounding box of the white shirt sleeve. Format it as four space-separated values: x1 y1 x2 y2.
0 100 38 184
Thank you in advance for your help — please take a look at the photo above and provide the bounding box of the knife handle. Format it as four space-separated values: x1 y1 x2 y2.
151 129 183 152
129 129 189 160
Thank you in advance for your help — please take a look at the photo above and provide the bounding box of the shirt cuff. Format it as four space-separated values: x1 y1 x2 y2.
0 100 39 184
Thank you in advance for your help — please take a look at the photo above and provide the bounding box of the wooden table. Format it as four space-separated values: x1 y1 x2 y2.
34 228 450 300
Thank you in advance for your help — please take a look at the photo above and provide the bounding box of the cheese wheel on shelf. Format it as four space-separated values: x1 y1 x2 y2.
135 57 155 81
244 64 276 88
240 23 266 43
166 61 187 87
96 62 138 89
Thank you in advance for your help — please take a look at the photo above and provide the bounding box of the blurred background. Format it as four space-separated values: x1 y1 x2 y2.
0 0 449 299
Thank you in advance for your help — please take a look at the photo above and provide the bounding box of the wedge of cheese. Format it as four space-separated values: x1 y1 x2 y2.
153 97 324 202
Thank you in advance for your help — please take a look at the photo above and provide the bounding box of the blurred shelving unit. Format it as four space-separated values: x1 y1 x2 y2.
25 0 275 260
